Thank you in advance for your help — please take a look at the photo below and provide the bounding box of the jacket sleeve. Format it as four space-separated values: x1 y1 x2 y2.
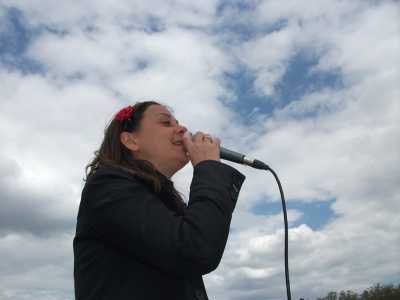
83 160 245 277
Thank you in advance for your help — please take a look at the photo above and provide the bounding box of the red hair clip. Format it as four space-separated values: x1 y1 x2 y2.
115 106 135 121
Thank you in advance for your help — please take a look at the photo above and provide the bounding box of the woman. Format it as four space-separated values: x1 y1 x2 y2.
73 101 245 300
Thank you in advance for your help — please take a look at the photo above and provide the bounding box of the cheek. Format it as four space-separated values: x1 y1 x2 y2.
140 137 162 157
142 131 175 157
153 137 173 154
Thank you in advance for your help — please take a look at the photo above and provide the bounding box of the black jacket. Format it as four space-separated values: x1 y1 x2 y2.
73 160 245 300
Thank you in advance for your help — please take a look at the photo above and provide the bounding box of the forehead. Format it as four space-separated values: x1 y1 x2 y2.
145 105 173 118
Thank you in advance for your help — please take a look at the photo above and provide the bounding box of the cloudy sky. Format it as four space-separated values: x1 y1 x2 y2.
1 0 399 299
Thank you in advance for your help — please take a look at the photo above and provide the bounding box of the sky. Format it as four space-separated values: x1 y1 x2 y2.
0 0 399 299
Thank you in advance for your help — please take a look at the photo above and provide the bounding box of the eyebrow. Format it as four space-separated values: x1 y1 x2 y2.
158 113 179 124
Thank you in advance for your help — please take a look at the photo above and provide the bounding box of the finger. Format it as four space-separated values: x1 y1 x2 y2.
203 135 213 143
193 131 205 143
182 131 193 148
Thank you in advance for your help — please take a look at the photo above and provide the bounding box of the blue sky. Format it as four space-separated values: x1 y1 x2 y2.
1 8 44 74
223 51 343 121
250 198 337 230
1 1 399 300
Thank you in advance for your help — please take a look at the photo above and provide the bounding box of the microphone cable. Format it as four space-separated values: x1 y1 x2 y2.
220 147 292 300
267 165 291 300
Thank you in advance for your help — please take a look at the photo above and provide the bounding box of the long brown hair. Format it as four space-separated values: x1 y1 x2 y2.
85 101 186 214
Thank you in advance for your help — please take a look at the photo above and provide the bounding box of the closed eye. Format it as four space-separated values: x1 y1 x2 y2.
161 119 179 126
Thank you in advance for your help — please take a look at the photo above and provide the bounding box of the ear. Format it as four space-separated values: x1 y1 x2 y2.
120 132 140 152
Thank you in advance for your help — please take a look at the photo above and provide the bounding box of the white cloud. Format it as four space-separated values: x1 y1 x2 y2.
203 1 400 299
237 24 300 96
0 233 73 300
3 0 218 29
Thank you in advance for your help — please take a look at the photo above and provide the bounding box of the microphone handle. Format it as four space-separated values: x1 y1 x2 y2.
220 147 245 164
220 146 270 170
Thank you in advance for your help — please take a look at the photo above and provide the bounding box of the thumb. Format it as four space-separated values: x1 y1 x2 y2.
182 131 192 149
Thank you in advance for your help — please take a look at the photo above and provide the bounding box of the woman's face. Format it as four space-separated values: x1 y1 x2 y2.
127 104 189 177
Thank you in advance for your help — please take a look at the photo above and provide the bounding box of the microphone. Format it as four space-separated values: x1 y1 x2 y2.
220 146 270 170
186 131 269 170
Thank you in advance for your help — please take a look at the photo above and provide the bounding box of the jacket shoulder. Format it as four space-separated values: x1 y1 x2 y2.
87 165 139 183
82 165 150 208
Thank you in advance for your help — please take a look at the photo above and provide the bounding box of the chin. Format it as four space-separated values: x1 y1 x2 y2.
175 156 189 170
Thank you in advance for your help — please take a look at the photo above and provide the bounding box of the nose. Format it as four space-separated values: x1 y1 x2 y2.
175 124 188 135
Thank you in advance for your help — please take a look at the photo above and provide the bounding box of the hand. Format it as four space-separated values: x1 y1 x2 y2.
182 131 220 167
